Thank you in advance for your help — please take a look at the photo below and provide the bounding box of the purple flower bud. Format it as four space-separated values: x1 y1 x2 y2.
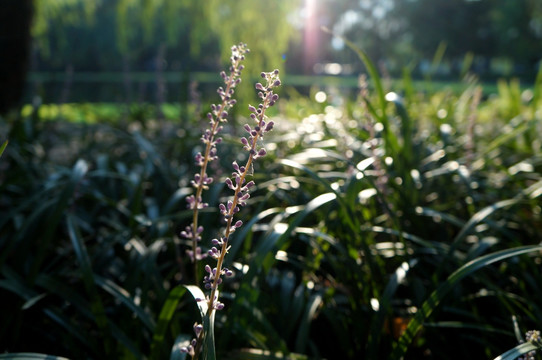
234 220 243 228
261 72 266 78
221 111 228 119
205 264 212 273
273 80 281 87
265 121 274 132
274 69 279 75
241 137 249 146
248 105 256 112
194 324 203 336
255 83 265 91
258 148 267 157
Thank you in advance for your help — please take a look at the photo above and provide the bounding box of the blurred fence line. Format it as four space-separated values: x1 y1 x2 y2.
25 71 507 104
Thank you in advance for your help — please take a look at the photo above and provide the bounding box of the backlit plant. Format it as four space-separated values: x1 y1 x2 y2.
180 46 281 359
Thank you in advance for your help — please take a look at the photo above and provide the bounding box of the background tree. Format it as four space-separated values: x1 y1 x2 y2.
0 0 33 114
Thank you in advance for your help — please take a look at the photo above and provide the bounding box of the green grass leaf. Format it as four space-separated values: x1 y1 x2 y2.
390 244 542 360
66 214 112 354
0 140 7 158
493 342 538 360
150 285 187 360
0 353 70 360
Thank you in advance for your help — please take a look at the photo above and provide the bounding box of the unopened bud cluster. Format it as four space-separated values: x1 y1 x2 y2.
182 43 249 263
520 330 541 360
180 323 204 356
204 69 281 313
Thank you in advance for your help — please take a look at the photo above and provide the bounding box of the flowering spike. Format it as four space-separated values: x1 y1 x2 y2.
183 43 249 288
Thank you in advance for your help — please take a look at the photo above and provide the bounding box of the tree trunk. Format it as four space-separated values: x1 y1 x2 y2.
0 0 33 114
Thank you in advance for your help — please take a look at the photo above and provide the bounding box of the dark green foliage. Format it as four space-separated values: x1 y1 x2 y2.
1 57 542 360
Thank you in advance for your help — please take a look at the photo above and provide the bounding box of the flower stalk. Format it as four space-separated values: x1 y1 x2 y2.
181 43 249 284
182 69 281 359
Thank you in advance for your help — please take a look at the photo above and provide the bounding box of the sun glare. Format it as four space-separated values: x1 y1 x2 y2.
303 0 319 74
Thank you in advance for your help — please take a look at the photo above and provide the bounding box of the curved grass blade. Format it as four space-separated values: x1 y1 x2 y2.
295 293 323 354
0 274 97 354
479 117 534 159
0 140 7 158
448 198 521 254
321 27 386 123
493 342 539 360
390 244 542 360
366 260 416 359
259 192 337 273
150 285 187 360
30 160 90 280
185 285 207 319
66 214 111 354
184 285 215 360
94 275 156 332
202 310 216 360
0 353 70 360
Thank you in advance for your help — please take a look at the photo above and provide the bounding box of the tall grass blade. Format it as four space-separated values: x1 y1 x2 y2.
321 27 388 125
150 286 187 360
390 244 542 360
0 140 7 158
66 214 111 354
428 41 447 82
366 260 416 358
30 160 90 279
184 285 215 360
295 293 323 354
